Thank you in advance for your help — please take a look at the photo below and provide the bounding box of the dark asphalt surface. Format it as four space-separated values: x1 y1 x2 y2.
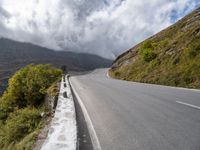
70 69 200 150
71 88 94 150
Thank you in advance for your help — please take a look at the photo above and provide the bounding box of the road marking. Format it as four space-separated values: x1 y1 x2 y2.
106 71 110 79
69 78 102 150
176 101 200 110
167 86 200 92
106 69 200 92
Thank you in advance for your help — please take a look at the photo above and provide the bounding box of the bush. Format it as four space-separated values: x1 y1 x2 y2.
142 40 153 49
159 39 169 48
113 71 121 77
0 108 7 120
0 93 14 120
14 131 39 150
188 37 200 58
1 64 62 108
0 64 62 149
47 81 59 97
0 108 41 147
140 48 157 62
139 40 157 62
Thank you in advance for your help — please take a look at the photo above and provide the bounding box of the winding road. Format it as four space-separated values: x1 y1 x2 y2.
70 69 200 150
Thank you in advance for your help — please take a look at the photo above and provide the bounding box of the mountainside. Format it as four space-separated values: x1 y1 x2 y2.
109 7 200 89
0 38 112 94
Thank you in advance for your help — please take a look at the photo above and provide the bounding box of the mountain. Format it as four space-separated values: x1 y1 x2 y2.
109 7 200 89
0 38 112 94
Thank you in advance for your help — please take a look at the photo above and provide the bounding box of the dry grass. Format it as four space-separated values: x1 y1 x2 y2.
110 7 200 89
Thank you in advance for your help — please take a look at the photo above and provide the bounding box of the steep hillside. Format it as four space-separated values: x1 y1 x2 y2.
109 7 200 89
0 38 112 94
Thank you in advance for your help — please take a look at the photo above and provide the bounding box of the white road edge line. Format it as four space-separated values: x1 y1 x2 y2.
106 69 200 92
166 86 200 92
106 71 110 79
176 101 200 110
69 78 102 150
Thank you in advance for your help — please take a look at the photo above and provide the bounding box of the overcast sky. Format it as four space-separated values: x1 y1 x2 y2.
0 0 199 59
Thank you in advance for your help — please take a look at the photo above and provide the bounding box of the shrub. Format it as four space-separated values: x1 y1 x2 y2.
1 64 62 108
139 40 157 62
140 48 157 62
188 37 200 58
142 40 153 49
47 81 59 97
159 39 169 47
0 108 41 147
0 64 62 149
14 131 39 150
149 59 158 69
0 108 7 120
114 71 121 77
0 93 14 120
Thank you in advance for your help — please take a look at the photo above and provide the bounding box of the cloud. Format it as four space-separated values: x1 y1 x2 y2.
0 0 199 59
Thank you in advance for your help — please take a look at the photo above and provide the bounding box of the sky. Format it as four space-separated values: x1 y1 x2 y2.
0 0 199 59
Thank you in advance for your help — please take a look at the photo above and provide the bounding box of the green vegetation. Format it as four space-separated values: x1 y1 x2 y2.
47 81 59 97
110 7 200 89
139 40 157 62
187 37 200 58
0 64 62 149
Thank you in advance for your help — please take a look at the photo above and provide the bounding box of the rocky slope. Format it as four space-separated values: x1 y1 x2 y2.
109 7 200 89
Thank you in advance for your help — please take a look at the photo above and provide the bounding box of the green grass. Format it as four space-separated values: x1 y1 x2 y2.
109 7 200 89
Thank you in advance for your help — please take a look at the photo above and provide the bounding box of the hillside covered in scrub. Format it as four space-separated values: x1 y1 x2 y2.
109 7 200 89
0 64 62 149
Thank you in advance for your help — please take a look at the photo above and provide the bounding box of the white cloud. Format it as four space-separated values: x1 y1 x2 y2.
0 0 199 59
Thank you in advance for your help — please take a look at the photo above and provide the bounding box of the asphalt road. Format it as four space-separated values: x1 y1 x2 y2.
70 69 200 150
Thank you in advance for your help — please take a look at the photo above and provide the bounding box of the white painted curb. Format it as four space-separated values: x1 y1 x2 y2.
69 78 102 150
41 75 77 150
106 71 110 79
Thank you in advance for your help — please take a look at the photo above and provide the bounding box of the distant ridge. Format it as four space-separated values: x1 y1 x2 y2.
0 38 112 94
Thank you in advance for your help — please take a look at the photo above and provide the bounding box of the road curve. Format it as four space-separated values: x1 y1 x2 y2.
70 69 200 150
